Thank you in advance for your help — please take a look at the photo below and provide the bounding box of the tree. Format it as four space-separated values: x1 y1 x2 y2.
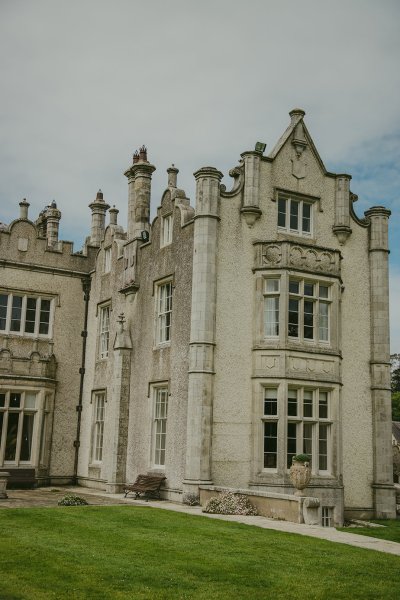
393 392 400 421
391 354 400 420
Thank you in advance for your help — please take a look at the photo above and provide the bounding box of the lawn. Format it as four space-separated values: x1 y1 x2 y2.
338 519 400 543
0 506 399 600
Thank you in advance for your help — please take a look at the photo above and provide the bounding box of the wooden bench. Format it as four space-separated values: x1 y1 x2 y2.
7 468 36 489
124 474 166 500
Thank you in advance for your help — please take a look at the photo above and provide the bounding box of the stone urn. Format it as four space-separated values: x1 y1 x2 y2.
289 457 311 496
0 472 10 499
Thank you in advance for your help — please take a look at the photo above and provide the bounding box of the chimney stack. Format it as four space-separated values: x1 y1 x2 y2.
124 146 156 241
89 189 110 246
45 200 62 247
19 199 30 219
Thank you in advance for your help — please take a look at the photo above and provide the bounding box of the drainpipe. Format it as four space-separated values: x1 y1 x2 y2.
73 278 91 483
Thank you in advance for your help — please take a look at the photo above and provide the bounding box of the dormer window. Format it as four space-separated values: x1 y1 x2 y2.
161 214 173 247
278 194 312 236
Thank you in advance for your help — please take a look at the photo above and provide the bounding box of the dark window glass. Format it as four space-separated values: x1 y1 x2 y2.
304 283 314 297
39 299 51 335
290 200 299 230
10 393 21 408
288 298 299 337
5 412 19 461
303 423 313 458
288 391 297 416
264 422 277 468
20 414 34 461
302 203 311 233
264 390 277 416
0 294 8 331
0 393 5 407
289 280 299 294
303 391 313 417
304 301 314 339
278 198 286 228
24 297 37 333
287 422 297 468
10 296 23 332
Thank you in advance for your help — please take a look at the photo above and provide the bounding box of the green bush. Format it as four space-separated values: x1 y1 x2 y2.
58 494 89 506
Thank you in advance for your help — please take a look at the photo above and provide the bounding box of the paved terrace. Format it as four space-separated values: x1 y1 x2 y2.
1 486 399 557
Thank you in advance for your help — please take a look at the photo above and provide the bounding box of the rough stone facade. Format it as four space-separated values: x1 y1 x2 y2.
0 110 395 524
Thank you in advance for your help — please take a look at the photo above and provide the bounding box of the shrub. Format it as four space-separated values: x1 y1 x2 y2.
292 454 310 463
183 493 200 506
58 494 89 506
203 492 258 516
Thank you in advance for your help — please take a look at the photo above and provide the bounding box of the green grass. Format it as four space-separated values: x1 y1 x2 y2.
338 519 400 543
0 506 399 599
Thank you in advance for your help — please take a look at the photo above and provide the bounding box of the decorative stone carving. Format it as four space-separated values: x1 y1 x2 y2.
255 241 341 277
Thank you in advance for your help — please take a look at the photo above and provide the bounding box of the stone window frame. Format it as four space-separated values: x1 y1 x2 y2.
259 382 334 477
256 272 336 350
161 213 173 248
154 277 173 347
150 383 169 469
0 389 41 467
0 290 54 339
98 302 111 360
90 389 106 464
276 190 318 238
287 278 332 345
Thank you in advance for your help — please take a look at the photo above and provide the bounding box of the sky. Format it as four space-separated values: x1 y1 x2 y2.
0 0 399 350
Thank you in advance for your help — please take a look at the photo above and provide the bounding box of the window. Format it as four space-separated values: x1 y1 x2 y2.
261 386 332 475
99 305 110 359
322 506 333 527
278 194 313 236
104 247 111 273
92 392 105 462
262 388 278 469
153 387 168 467
288 279 330 343
286 388 331 473
157 282 172 344
264 279 280 337
161 214 173 247
0 292 52 337
0 390 38 464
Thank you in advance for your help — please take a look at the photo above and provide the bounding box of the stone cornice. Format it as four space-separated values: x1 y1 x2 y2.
0 259 92 278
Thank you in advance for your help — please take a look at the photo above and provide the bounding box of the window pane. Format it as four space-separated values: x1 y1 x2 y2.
264 422 277 468
278 198 286 228
265 279 279 293
319 302 329 341
288 298 299 337
264 297 279 337
264 389 277 416
288 389 297 416
290 200 299 230
319 424 329 470
0 413 3 447
5 412 19 461
39 299 51 335
24 297 37 333
319 285 329 299
0 393 5 407
319 392 329 419
303 390 313 417
10 393 21 408
287 422 297 468
304 283 314 297
304 301 314 339
24 393 37 409
302 203 311 233
0 294 8 331
10 296 23 332
20 413 35 461
303 423 313 460
289 280 299 294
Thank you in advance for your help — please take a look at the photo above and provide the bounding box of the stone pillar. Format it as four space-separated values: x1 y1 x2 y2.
183 166 223 493
333 175 352 245
89 190 110 247
124 146 156 241
167 165 179 188
106 314 132 494
240 151 262 226
45 201 61 247
19 199 30 219
364 205 396 518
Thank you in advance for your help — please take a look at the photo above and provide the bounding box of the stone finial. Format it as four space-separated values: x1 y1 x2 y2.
167 164 179 188
19 198 30 219
133 150 139 164
96 189 104 201
289 108 306 124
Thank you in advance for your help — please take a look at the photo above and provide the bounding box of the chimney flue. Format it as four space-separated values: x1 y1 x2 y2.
19 198 30 219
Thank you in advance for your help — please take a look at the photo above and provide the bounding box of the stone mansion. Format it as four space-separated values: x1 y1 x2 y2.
0 109 395 524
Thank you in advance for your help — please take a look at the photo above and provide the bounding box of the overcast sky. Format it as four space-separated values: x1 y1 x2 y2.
0 0 399 350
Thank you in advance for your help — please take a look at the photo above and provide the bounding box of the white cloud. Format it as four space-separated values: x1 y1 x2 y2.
390 267 400 353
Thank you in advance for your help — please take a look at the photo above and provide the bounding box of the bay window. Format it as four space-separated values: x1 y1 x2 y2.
0 390 38 464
